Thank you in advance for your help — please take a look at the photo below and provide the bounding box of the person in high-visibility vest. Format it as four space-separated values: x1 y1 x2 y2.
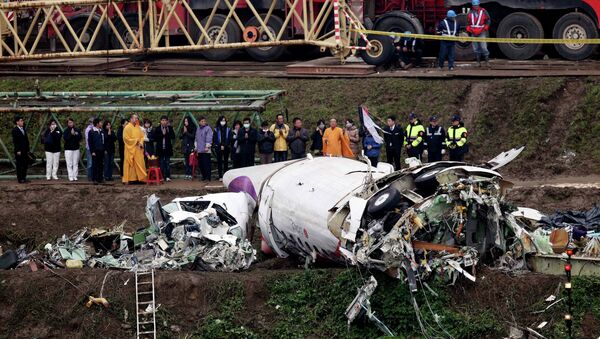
446 115 468 161
467 0 491 67
437 10 460 71
404 113 425 160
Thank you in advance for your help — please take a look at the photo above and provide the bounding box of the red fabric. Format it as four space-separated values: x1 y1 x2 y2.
468 9 489 36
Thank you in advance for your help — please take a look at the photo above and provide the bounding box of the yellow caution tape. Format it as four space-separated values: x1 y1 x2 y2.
353 29 600 44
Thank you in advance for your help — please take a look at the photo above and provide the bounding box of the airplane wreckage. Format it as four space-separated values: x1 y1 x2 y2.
4 147 600 335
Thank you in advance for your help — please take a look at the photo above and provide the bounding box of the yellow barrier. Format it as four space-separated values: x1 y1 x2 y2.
353 29 600 44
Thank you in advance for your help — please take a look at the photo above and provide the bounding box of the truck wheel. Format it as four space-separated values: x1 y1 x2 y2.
497 12 543 60
65 17 108 51
553 12 598 61
199 14 241 61
245 14 287 62
455 13 475 61
359 34 395 65
111 15 150 50
375 12 424 34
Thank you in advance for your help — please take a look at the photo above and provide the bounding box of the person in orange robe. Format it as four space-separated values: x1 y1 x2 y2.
122 114 147 183
322 118 354 158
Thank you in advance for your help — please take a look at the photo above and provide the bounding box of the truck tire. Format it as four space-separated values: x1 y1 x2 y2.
111 15 150 50
496 12 543 60
455 13 476 61
375 12 424 34
199 14 241 61
65 17 108 51
553 12 598 61
245 14 287 62
359 34 395 65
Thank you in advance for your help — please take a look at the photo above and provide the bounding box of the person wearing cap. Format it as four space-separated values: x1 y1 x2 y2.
467 0 491 67
404 113 425 160
446 115 469 161
395 31 423 69
437 10 460 71
12 115 30 183
425 115 446 162
383 115 404 170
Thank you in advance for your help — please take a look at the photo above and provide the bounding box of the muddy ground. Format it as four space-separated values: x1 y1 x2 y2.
0 177 599 338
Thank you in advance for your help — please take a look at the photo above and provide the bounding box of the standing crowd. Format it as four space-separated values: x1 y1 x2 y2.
11 111 469 184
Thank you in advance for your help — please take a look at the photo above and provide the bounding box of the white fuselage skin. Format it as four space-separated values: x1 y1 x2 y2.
223 157 392 260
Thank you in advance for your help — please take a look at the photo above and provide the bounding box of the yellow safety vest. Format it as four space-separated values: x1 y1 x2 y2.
404 122 425 147
446 126 468 147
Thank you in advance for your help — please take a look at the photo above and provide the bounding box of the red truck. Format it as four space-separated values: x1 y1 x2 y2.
12 0 600 61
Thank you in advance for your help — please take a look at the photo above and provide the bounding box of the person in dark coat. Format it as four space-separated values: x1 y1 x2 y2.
258 121 275 165
116 118 127 177
286 117 309 160
103 121 117 181
42 119 62 180
180 116 196 180
425 115 446 162
257 121 275 164
142 119 155 159
310 119 325 155
12 116 30 183
383 115 404 170
213 115 232 181
363 131 382 167
239 117 258 167
230 121 243 169
63 118 82 182
88 118 105 184
153 115 175 181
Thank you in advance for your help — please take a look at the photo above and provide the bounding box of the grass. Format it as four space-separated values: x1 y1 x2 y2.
566 81 600 165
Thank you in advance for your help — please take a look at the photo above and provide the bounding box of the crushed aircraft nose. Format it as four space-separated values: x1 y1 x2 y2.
39 193 256 272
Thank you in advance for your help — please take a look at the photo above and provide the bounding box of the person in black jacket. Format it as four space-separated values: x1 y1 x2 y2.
63 118 82 181
395 31 423 69
425 115 446 163
257 121 275 164
12 116 30 183
383 115 404 170
103 121 117 181
153 115 175 181
180 116 196 180
89 118 105 185
42 119 62 180
310 119 325 156
213 115 232 181
116 118 127 177
287 117 309 160
230 121 242 169
239 117 258 167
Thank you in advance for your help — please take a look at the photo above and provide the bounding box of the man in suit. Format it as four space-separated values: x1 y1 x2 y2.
89 118 105 184
12 116 30 183
153 115 175 181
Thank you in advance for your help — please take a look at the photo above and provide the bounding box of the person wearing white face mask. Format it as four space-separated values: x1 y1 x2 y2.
239 117 258 167
42 119 62 180
310 119 325 156
213 115 232 181
257 120 275 164
344 119 360 159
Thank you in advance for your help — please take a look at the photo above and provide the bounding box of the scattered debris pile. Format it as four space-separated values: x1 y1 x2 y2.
348 177 542 291
33 193 256 271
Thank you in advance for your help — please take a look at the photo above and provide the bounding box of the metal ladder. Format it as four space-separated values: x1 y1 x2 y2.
135 269 157 339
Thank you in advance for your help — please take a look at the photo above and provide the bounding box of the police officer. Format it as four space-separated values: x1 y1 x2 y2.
446 115 468 161
404 113 425 160
425 115 446 162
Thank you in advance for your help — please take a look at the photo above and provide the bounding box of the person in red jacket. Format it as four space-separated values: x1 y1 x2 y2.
467 0 491 67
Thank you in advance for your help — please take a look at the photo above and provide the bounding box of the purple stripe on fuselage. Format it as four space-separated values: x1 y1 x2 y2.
228 176 258 201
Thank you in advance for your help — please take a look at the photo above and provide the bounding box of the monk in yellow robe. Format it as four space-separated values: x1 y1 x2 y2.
322 118 354 158
122 114 147 183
